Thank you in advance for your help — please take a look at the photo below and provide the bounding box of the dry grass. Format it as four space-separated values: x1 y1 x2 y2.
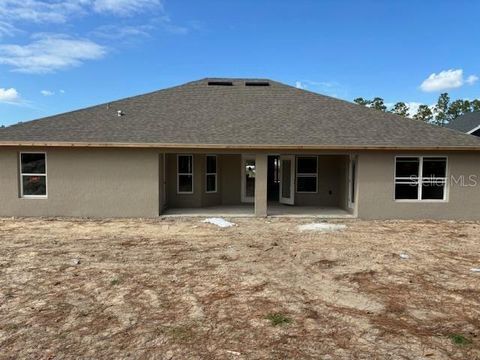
0 217 479 359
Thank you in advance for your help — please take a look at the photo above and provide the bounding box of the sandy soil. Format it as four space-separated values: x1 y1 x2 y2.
0 217 479 359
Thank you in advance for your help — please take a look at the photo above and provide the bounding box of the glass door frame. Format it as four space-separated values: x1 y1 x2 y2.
241 155 256 203
279 155 295 205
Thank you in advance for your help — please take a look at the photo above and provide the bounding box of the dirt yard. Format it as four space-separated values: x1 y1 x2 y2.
0 217 479 359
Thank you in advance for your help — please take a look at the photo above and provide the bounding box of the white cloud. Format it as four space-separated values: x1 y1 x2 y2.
0 33 107 73
420 69 478 92
92 24 152 40
295 81 306 89
466 74 479 85
404 102 425 117
0 87 20 103
0 20 18 37
156 15 188 34
92 0 162 16
40 90 54 96
0 0 88 24
0 0 164 24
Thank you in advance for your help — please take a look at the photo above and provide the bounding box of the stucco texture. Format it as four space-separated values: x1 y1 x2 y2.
0 148 160 218
357 151 480 220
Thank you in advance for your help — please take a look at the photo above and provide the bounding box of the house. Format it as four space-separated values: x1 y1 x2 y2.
446 111 480 137
0 78 479 219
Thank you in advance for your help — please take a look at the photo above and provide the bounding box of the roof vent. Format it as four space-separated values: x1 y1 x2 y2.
245 81 270 87
117 110 125 117
207 81 233 86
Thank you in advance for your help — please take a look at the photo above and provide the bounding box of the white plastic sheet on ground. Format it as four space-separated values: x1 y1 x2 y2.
202 218 236 228
297 223 346 232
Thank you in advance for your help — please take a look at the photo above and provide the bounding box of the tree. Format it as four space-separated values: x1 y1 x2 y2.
390 102 409 117
370 97 387 112
447 99 472 121
472 99 480 112
461 99 472 114
433 93 450 126
446 100 463 120
354 97 370 106
413 105 433 123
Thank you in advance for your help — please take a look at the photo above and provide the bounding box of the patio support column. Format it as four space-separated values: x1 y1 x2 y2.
255 154 268 217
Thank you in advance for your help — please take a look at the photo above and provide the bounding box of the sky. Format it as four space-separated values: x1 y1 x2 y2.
0 0 479 126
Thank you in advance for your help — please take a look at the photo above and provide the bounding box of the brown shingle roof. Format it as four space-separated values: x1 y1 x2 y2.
1 78 479 149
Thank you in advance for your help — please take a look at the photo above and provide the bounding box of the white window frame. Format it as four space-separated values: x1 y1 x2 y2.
394 155 448 202
177 154 194 194
19 152 48 199
296 156 318 193
205 155 217 193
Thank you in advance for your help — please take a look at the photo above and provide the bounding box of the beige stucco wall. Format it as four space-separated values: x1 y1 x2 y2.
2 147 478 220
357 151 480 220
219 154 242 205
0 148 160 217
255 154 268 216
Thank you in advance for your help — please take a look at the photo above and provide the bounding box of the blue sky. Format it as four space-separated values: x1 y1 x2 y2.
1 0 479 126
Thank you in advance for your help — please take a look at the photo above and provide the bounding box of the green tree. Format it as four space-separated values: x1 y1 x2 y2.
472 99 480 112
413 105 433 123
446 100 464 120
390 102 409 117
434 93 450 126
461 99 472 114
354 97 370 106
370 97 387 112
447 99 472 121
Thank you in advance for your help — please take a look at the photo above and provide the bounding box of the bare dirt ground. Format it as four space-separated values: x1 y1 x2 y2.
0 217 479 359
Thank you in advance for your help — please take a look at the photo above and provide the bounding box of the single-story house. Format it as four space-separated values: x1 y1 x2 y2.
1 78 479 219
446 111 480 137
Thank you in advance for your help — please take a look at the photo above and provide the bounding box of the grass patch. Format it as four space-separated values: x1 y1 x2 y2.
110 278 120 286
449 334 472 346
265 313 292 326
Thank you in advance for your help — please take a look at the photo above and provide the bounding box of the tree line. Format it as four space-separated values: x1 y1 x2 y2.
354 93 480 126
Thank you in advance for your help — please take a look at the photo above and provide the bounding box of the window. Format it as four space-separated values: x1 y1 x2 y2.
296 156 317 192
394 156 447 201
20 152 47 198
206 155 217 193
177 155 193 194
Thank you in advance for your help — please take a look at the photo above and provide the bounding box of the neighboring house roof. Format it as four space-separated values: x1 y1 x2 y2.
446 111 480 134
1 78 480 150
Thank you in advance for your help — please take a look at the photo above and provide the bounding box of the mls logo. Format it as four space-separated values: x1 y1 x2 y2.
451 175 478 187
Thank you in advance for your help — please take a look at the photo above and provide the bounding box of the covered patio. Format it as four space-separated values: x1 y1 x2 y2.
161 152 358 218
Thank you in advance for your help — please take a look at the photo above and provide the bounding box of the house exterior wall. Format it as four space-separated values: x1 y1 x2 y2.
255 154 268 216
1 147 478 219
357 151 480 220
219 154 242 205
0 148 160 217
